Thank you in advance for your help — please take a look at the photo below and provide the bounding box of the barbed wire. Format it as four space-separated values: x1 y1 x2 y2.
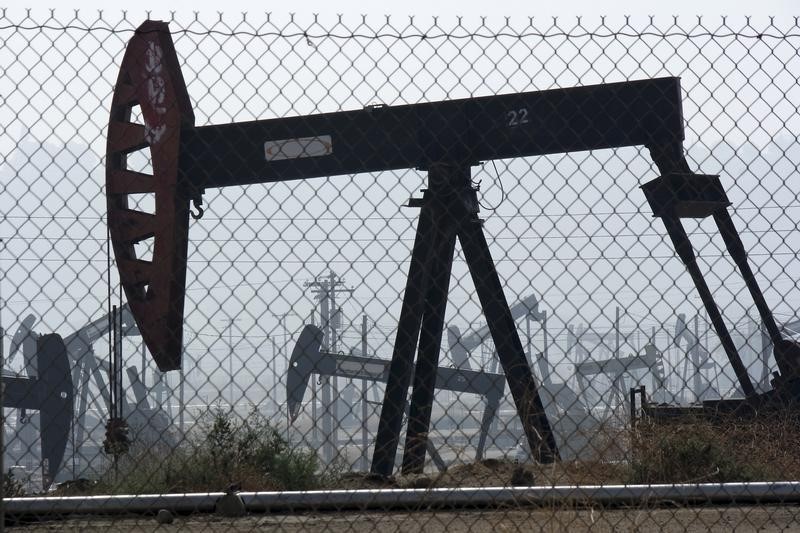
3 19 800 40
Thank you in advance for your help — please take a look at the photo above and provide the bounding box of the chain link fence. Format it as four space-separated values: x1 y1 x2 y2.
2 9 800 530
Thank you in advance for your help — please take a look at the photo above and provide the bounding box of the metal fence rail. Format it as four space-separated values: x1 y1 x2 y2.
1 10 800 531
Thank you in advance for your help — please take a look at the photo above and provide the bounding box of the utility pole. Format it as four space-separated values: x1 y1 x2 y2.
1 237 5 524
525 314 533 368
304 270 353 463
541 310 550 383
694 314 701 403
271 310 298 430
616 306 624 415
221 317 239 410
229 319 234 409
140 339 146 390
266 334 273 410
361 314 369 471
179 351 185 435
271 312 292 368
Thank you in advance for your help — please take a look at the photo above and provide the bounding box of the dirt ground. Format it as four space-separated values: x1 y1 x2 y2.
10 459 800 531
329 458 628 490
9 505 800 532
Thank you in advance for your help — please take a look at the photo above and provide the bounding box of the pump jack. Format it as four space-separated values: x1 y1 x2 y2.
2 333 72 490
447 294 544 371
106 21 800 475
448 293 595 459
6 306 175 484
288 323 505 468
673 313 721 402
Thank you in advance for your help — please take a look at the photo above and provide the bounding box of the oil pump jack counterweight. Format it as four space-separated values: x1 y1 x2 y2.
2 334 73 491
106 21 800 476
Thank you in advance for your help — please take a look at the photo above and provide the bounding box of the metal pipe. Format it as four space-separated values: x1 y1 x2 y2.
7 482 800 516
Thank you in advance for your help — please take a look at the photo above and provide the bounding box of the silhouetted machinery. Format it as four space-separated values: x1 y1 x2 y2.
673 313 722 402
574 342 668 413
288 324 505 468
2 332 72 490
5 307 175 488
9 307 139 455
446 293 544 372
448 293 595 459
106 21 800 474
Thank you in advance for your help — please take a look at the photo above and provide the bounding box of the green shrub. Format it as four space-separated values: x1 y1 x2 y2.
3 470 25 498
93 408 330 494
628 418 769 484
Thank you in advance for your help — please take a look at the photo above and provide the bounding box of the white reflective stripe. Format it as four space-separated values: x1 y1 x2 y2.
264 135 333 161
337 360 385 378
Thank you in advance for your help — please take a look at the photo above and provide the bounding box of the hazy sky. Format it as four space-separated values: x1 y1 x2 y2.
2 4 799 409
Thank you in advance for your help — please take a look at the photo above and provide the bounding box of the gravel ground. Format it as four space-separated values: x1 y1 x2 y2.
8 505 800 532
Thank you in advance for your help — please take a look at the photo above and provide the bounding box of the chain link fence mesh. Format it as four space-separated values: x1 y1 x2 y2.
2 9 800 530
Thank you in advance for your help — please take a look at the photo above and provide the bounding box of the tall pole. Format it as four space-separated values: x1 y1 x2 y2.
140 340 146 389
328 271 340 449
304 272 353 464
525 315 532 366
542 310 549 383
229 318 234 409
221 317 239 411
615 306 621 413
361 314 369 471
179 361 185 435
615 307 620 360
270 312 291 432
1 237 5 526
319 279 333 463
694 314 701 402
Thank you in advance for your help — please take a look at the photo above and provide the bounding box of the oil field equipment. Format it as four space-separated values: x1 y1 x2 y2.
288 324 505 468
574 342 668 414
106 21 800 476
446 293 544 372
6 306 175 484
448 293 594 460
2 333 73 490
673 313 721 402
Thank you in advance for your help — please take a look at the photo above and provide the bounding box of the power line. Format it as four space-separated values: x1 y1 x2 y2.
4 225 800 245
4 203 799 222
6 250 800 265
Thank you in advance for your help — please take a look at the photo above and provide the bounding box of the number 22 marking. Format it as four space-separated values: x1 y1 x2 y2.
507 108 529 127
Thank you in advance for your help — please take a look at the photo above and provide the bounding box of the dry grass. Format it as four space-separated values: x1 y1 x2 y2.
331 412 800 489
52 409 334 496
628 412 800 484
49 409 800 497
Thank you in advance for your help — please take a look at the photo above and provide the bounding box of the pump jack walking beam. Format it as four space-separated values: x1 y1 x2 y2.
287 324 504 469
107 21 800 476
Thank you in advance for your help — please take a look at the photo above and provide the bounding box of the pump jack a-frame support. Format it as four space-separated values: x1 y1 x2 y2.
106 21 800 477
374 162 559 473
287 323 507 470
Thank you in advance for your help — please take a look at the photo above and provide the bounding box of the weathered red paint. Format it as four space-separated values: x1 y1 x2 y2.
106 21 194 371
